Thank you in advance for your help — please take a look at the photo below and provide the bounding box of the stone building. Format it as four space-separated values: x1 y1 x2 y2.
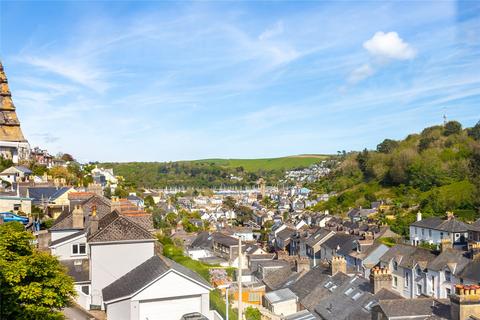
0 62 30 163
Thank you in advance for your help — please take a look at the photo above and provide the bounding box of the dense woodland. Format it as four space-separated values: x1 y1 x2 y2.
309 120 480 235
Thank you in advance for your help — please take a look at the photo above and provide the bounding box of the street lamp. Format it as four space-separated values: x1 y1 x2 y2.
217 284 231 320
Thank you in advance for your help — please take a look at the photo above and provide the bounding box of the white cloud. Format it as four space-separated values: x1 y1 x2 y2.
348 64 375 83
363 31 416 60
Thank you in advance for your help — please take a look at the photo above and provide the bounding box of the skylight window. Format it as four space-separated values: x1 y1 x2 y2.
352 292 363 300
344 287 354 295
324 281 333 288
329 285 338 292
364 300 377 311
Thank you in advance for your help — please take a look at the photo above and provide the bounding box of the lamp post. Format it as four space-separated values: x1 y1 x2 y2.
218 284 231 320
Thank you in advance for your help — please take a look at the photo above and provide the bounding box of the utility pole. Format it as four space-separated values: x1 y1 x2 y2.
238 235 242 320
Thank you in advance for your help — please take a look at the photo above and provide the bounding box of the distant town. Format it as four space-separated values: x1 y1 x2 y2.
1 58 480 320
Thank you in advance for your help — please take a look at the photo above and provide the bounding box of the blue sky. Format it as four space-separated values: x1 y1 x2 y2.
1 0 479 162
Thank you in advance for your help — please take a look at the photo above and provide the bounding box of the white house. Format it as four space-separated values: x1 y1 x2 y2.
102 255 216 320
410 212 471 247
263 288 298 317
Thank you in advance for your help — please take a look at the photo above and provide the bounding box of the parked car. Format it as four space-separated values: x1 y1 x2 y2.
0 212 29 225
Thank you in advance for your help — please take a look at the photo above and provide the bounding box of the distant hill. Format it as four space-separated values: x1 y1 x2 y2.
190 155 330 171
101 154 330 188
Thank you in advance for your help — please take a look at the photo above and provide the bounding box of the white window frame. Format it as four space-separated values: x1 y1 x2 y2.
72 243 86 255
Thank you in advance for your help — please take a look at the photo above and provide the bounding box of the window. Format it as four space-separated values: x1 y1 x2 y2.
352 292 363 300
417 284 422 295
393 261 398 271
72 243 86 255
13 204 21 211
329 285 338 292
428 229 432 237
405 271 410 287
416 268 422 276
324 281 333 288
415 227 417 235
393 276 398 288
81 285 89 295
248 292 260 301
431 276 435 291
344 287 354 295
446 288 451 296
421 229 425 236
445 270 451 282
440 232 443 238
364 301 377 311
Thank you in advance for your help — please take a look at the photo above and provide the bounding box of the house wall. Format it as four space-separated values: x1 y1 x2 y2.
130 271 210 320
409 226 468 246
90 241 155 308
0 197 32 214
106 298 131 320
51 234 88 260
188 249 214 260
271 299 297 317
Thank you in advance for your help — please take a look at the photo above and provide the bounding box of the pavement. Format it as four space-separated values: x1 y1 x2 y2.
63 306 97 320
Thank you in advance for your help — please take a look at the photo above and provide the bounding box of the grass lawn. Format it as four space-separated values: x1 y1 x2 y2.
160 238 238 319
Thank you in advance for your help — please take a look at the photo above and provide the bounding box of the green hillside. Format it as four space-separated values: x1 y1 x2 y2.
309 120 480 235
101 155 330 189
192 155 329 171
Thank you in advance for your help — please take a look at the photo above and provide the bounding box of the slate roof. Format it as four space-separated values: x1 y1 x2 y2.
427 248 470 273
305 229 333 247
283 310 318 320
264 288 298 304
379 244 437 269
50 195 111 231
61 259 90 283
314 275 403 320
190 232 213 249
289 264 331 301
212 232 238 247
411 217 472 232
323 233 358 252
28 187 72 202
88 211 154 243
123 214 154 231
14 166 32 174
50 230 85 247
375 298 450 319
457 259 480 282
102 255 211 302
262 266 296 291
277 227 296 241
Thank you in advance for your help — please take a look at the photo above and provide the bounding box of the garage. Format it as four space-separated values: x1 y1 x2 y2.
138 295 202 320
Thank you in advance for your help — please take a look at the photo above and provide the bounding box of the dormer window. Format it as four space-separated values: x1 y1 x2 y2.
393 261 398 271
416 267 422 276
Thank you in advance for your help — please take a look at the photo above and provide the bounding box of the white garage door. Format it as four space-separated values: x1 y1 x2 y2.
139 296 202 320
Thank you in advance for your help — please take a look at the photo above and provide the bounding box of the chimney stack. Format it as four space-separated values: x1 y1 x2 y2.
441 237 453 252
469 242 480 260
72 205 84 229
295 256 310 273
417 211 422 222
111 196 120 212
89 205 99 235
331 256 347 275
450 284 480 320
370 266 392 294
